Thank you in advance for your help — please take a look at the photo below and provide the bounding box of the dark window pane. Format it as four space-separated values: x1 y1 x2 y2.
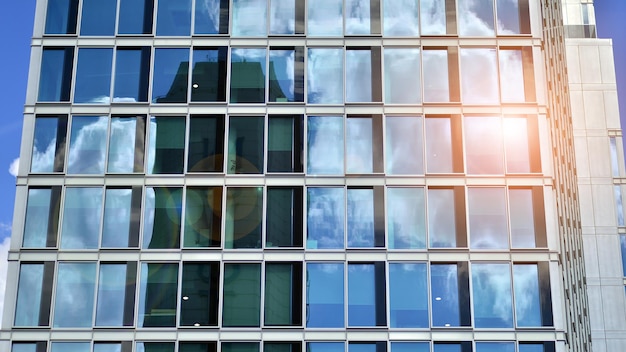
225 187 263 248
223 264 261 327
230 49 266 103
184 187 222 247
31 116 67 173
179 342 217 352
136 342 175 352
194 0 229 34
44 0 78 34
390 343 429 352
307 49 343 104
143 187 183 249
307 187 345 249
306 263 344 327
347 188 375 247
468 187 508 249
181 262 219 326
389 263 428 327
222 343 259 352
383 0 419 36
95 263 131 326
108 116 144 173
188 115 225 172
267 187 303 247
431 264 460 327
156 0 191 36
38 48 73 102
518 344 547 352
458 0 495 36
384 48 421 104
152 48 189 103
53 262 97 327
227 117 264 174
138 263 178 327
621 235 626 276
67 116 107 174
15 264 45 326
23 189 54 248
114 48 151 102
60 187 103 249
264 343 301 352
269 49 304 102
74 48 113 103
268 116 303 172
80 0 116 35
147 117 185 174
191 48 227 102
307 116 344 175
232 0 266 36
265 263 301 325
433 344 463 352
513 264 542 327
472 263 513 328
119 0 154 34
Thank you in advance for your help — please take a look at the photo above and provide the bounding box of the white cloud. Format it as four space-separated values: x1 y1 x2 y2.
8 158 19 177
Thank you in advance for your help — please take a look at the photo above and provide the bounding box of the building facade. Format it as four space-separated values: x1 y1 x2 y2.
1 0 624 351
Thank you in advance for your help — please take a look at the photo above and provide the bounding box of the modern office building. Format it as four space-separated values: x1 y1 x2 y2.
1 0 625 352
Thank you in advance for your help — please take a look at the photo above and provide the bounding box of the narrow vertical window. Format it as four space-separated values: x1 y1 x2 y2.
428 188 465 248
15 263 53 327
425 117 461 173
265 262 303 326
504 116 533 173
621 235 626 276
184 187 222 247
389 263 428 328
306 263 344 327
31 116 67 173
181 262 220 326
152 48 189 103
53 262 97 327
514 263 553 327
468 187 508 249
307 116 344 175
230 49 267 103
307 0 342 36
80 0 116 35
307 49 344 104
156 0 192 36
118 0 154 34
464 116 504 174
385 116 424 174
499 49 525 102
232 0 267 36
509 188 538 248
74 48 113 103
102 187 142 248
471 263 513 328
384 0 419 36
60 187 103 249
222 263 261 327
108 116 146 173
431 263 471 327
422 50 450 102
307 187 345 249
67 116 108 174
269 47 305 102
194 0 229 34
138 263 179 327
142 187 183 249
225 187 263 248
23 187 61 248
114 48 151 102
458 0 495 36
147 116 186 174
227 116 264 173
348 188 376 247
348 263 386 327
420 0 447 35
384 48 421 104
96 262 137 326
346 117 373 173
44 0 79 34
187 115 225 172
268 115 303 172
191 47 228 102
266 187 303 247
497 0 530 34
388 188 426 249
38 48 74 102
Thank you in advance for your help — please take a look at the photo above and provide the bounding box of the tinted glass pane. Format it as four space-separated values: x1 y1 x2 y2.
194 0 228 34
461 48 499 104
504 117 531 173
509 189 536 247
191 48 227 102
80 0 116 35
269 49 301 102
15 264 44 326
184 187 222 247
31 117 64 173
348 264 378 326
119 0 154 34
108 117 138 173
143 187 182 248
67 115 107 174
433 345 462 352
472 263 513 328
39 48 73 102
307 263 344 327
422 50 449 102
270 0 295 34
389 263 428 327
497 0 521 34
45 0 78 34
267 188 301 247
223 264 261 327
385 117 423 174
347 189 374 247
513 264 542 327
95 264 128 326
51 343 90 352
500 49 525 102
388 188 426 249
180 343 217 352
74 48 113 103
264 343 300 352
349 345 376 352
307 116 344 174
94 344 122 352
307 188 345 249
23 189 52 248
53 262 97 327
232 0 267 36
425 118 453 173
468 188 508 249
225 187 263 248
475 343 515 352
156 0 191 35
102 188 133 247
138 263 178 327
346 118 372 173
181 262 219 326
222 343 259 352
265 263 296 325
152 48 189 103
307 49 343 104
420 0 446 35
268 116 299 172
345 0 371 34
227 117 264 173
458 0 495 36
384 48 421 104
136 342 175 352
431 264 460 326
384 0 419 36
60 187 103 249
12 344 38 352
622 235 626 276
428 189 457 247
346 50 372 102
307 0 342 36
230 49 266 103
188 115 225 172
465 117 504 174
114 48 150 102
147 117 185 174
518 345 545 352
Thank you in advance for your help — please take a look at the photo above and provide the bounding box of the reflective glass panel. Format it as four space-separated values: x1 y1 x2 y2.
67 116 107 174
15 264 44 326
268 116 302 172
23 188 52 248
458 0 495 36
513 264 542 326
143 187 183 248
51 343 90 352
307 49 343 104
270 49 303 102
475 343 515 352
227 117 264 173
108 117 139 173
232 0 267 36
60 187 103 249
390 343 429 352
147 117 185 174
152 48 189 103
471 263 513 328
94 344 122 352
102 188 134 247
138 263 178 327
504 117 531 173
346 0 371 35
385 116 423 174
156 0 191 35
388 188 426 249
223 263 261 327
191 48 228 102
39 48 73 102
389 263 428 327
119 0 154 34
264 343 301 352
307 0 342 36
267 187 303 247
348 344 377 352
180 343 217 352
265 263 300 325
499 50 525 102
45 0 78 34
136 342 175 352
230 49 267 103
346 117 373 173
80 0 116 35
621 235 626 276
384 48 421 104
12 344 38 352
461 48 499 104
195 0 228 34
348 264 380 327
347 188 374 247
53 262 97 327
74 48 113 104
31 116 66 173
225 187 263 248
270 0 296 34
465 117 504 174
188 115 225 172
422 50 449 102
307 188 345 249
518 345 546 352
497 0 521 34
222 343 259 352
428 189 457 247
384 0 419 36
509 189 536 248
433 345 462 352
425 118 453 173
307 343 344 352
307 263 344 327
114 48 150 102
307 116 344 174
95 263 129 326
420 0 446 35
184 187 222 247
181 262 219 326
346 50 372 102
468 187 508 249
431 264 460 326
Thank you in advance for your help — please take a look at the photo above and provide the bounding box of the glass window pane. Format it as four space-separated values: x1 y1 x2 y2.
347 188 374 247
60 187 103 249
270 0 295 34
461 48 499 104
194 0 228 34
518 345 546 352
12 344 39 352
346 117 373 173
433 345 462 352
475 343 515 352
265 263 299 325
181 262 219 326
232 0 267 36
348 264 376 326
67 116 107 174
152 48 189 103
227 116 264 173
138 263 178 327
156 0 191 35
390 343 429 352
94 344 123 352
225 187 263 248
385 116 424 174
468 188 508 249
499 50 525 102
15 264 44 326
458 0 495 36
264 343 301 352
504 117 531 173
384 48 421 104
513 264 542 327
31 116 66 173
230 48 266 103
307 0 342 36
346 0 371 35
431 264 460 327
188 115 225 172
108 117 139 173
307 116 344 174
307 188 345 249
307 48 344 104
420 0 446 35
136 342 175 352
621 235 626 276
472 263 513 328
497 0 521 34
465 117 504 174
147 117 185 174
23 189 53 248
45 0 78 34
509 189 536 248
191 48 228 102
74 48 113 104
389 263 428 328
223 263 261 327
180 343 217 352
143 187 182 248
346 50 372 102
51 343 90 352
222 343 259 352
384 0 419 36
428 189 457 247
267 187 302 247
114 48 150 102
102 188 134 247
119 0 154 34
53 262 97 327
95 263 128 326
39 48 73 102
348 344 377 352
80 0 116 35
388 188 426 249
268 116 301 172
184 187 222 247
270 49 303 102
425 118 453 173
422 50 449 102
306 263 344 327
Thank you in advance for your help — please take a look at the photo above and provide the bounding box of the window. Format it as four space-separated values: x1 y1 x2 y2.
422 48 459 102
519 343 556 352
14 262 54 326
227 116 264 173
147 116 186 174
497 0 531 34
44 0 78 34
307 0 342 36
475 343 515 352
349 343 386 352
138 263 178 327
38 47 73 102
346 115 383 174
152 48 189 103
222 343 259 352
420 0 453 35
102 187 142 247
264 343 301 352
307 116 344 174
268 115 304 172
180 343 217 352
194 0 229 34
23 187 61 248
433 343 472 352
184 187 222 247
94 343 130 352
50 343 90 352
225 187 263 248
181 262 220 326
113 48 151 102
156 0 191 36
12 342 47 352
458 0 495 36
306 263 344 327
471 263 513 328
428 187 467 248
118 0 154 34
514 263 553 327
499 49 525 102
464 116 504 174
188 115 225 172
307 187 345 249
230 49 266 103
307 49 344 104
509 188 546 248
53 262 97 327
307 343 344 352
468 187 508 249
504 116 540 173
265 262 303 326
67 116 108 174
383 0 419 36
384 48 421 104
95 262 137 326
460 48 499 104
390 343 428 352
31 116 67 173
425 116 463 173
191 47 228 102
80 0 116 35
346 48 381 103
232 0 267 36
348 263 386 327
222 263 261 327
266 187 303 247
269 47 305 102
387 188 426 249
60 187 103 249
430 263 471 327
269 0 304 34
74 48 113 103
385 116 424 174
136 342 175 352
348 187 384 248
389 263 428 327
142 187 183 249
107 116 146 173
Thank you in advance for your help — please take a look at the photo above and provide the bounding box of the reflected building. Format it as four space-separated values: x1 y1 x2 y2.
3 0 626 352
